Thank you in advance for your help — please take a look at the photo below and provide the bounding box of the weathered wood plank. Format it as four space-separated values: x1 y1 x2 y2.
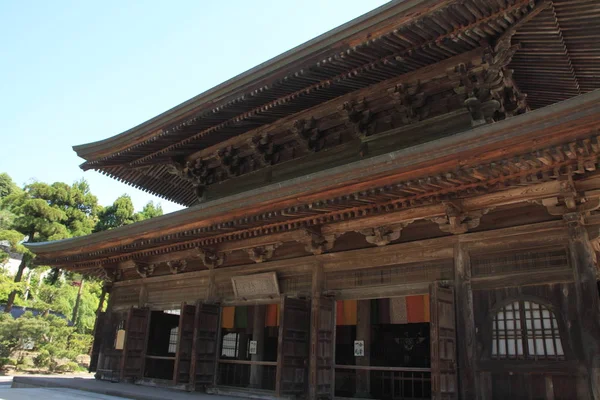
454 243 478 400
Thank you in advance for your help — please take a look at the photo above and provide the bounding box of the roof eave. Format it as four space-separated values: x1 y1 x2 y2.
73 0 445 163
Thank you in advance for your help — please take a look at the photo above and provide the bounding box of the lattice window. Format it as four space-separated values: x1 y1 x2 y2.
168 327 178 353
221 333 239 358
491 300 564 360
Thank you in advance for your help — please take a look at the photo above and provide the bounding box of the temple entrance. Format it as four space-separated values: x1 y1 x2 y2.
144 309 180 381
334 296 432 399
215 297 311 397
320 283 456 400
216 303 280 390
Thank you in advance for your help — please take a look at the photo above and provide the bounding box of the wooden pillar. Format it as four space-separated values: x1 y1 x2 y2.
454 242 479 400
355 300 371 398
95 283 114 375
565 212 600 399
309 260 325 400
250 304 266 388
139 283 148 307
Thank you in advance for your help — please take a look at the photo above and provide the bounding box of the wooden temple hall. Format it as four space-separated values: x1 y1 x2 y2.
26 0 600 399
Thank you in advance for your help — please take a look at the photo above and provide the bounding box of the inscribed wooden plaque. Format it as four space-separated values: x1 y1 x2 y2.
231 272 280 298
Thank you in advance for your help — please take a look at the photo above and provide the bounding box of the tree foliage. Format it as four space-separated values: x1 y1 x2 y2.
0 173 19 199
0 172 164 369
95 194 163 231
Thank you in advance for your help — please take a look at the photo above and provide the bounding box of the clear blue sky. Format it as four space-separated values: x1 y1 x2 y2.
0 0 388 214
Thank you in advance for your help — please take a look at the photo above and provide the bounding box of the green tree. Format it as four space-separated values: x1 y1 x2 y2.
1 180 99 312
95 194 136 231
0 173 19 199
137 201 163 220
95 195 163 231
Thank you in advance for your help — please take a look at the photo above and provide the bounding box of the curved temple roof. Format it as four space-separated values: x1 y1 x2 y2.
69 0 600 206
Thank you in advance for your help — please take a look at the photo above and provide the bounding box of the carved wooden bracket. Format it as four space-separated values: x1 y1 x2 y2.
388 82 428 125
357 222 412 246
248 134 281 168
246 243 281 263
167 259 187 274
339 98 374 138
297 227 338 255
100 267 122 283
165 158 212 200
430 203 491 234
291 118 323 152
135 261 155 278
539 176 600 216
215 146 241 178
196 248 227 269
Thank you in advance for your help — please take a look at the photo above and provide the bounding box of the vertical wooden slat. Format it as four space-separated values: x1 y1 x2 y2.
276 296 311 397
565 212 600 399
430 282 458 400
454 242 479 399
120 307 150 381
174 302 196 384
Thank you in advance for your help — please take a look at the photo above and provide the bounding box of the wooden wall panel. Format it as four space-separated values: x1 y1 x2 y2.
145 277 208 310
325 259 454 291
111 286 140 311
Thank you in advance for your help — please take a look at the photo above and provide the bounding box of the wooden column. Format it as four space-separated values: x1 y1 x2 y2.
139 283 148 307
94 283 113 375
250 304 266 388
565 212 600 399
454 242 479 400
310 261 324 400
355 299 371 398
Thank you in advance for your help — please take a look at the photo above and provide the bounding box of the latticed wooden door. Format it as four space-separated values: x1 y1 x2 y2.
174 302 196 384
310 296 336 400
430 283 458 400
190 302 220 390
120 307 150 381
89 311 105 372
276 297 311 397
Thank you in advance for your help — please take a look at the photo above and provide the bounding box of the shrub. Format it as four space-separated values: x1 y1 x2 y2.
0 357 11 369
56 361 79 373
33 350 51 369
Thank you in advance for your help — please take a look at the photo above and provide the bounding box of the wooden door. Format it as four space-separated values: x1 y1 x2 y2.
430 283 458 400
174 302 196 384
190 302 220 390
120 307 150 381
310 296 336 400
89 311 105 372
277 297 311 397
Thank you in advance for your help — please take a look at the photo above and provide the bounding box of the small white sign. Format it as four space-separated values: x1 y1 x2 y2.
249 340 258 355
354 340 365 357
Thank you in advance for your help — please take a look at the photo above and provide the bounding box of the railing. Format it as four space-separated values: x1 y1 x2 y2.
217 359 277 391
335 365 431 400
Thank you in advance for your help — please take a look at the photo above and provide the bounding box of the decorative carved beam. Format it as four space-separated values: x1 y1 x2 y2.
167 259 187 274
357 222 412 246
165 158 211 200
291 118 323 152
297 226 338 255
246 243 281 263
196 248 227 269
339 98 374 138
430 202 490 234
134 261 155 278
387 82 428 125
539 176 600 216
99 267 121 283
248 134 280 167
215 146 241 178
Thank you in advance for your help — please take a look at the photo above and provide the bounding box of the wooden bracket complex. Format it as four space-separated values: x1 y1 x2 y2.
134 261 155 278
167 259 187 274
357 222 412 246
245 243 282 263
196 248 228 269
430 202 491 234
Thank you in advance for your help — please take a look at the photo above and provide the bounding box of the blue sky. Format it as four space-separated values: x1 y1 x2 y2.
0 0 388 214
